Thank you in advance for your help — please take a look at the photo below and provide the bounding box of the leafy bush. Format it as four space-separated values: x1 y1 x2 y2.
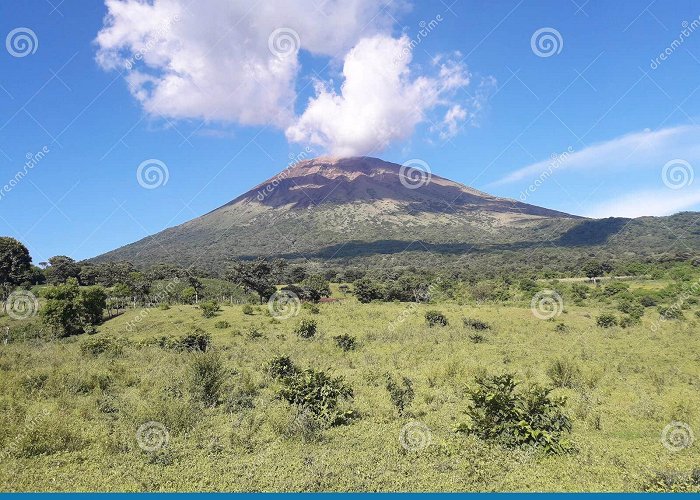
80 336 126 357
618 299 644 318
643 469 700 492
596 313 618 328
620 315 641 328
333 334 356 351
658 305 684 320
640 295 658 307
214 320 230 329
246 326 264 339
457 373 572 454
178 329 211 351
242 304 254 315
463 317 491 330
188 351 226 407
294 319 317 338
469 332 486 343
267 355 299 379
278 369 354 426
352 278 383 303
601 281 629 297
425 310 448 327
200 301 221 318
302 303 320 314
546 358 581 388
385 375 414 415
554 323 569 333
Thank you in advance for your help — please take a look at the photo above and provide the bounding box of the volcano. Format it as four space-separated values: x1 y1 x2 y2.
93 156 696 270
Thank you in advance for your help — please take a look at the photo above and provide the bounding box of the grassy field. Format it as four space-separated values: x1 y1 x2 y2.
0 281 699 492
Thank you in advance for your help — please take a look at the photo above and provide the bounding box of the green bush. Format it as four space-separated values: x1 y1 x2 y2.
267 355 299 379
546 358 581 388
200 301 221 318
640 295 658 307
352 278 383 303
80 336 126 357
457 373 572 454
463 317 491 330
188 351 226 407
554 323 568 333
333 334 356 351
643 469 700 492
596 313 618 328
425 310 448 327
658 305 684 320
278 368 354 426
214 320 230 329
242 304 254 315
178 329 211 351
294 319 317 338
469 332 486 343
385 375 414 415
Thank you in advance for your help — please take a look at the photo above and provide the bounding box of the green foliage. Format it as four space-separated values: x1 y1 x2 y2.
596 313 618 328
618 299 644 318
77 286 108 325
188 351 226 407
658 305 684 320
457 373 572 454
200 300 221 318
469 332 486 343
0 237 32 289
299 274 331 303
44 256 81 285
546 358 581 388
294 319 317 338
40 279 103 337
352 277 383 303
601 281 629 297
385 375 414 415
242 304 254 315
226 257 280 304
80 336 126 357
214 320 230 329
179 329 211 351
278 368 354 426
333 333 356 351
643 469 700 492
267 355 299 379
463 317 491 330
302 302 320 314
425 310 448 327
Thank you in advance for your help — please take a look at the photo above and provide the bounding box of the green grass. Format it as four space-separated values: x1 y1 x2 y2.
0 285 699 491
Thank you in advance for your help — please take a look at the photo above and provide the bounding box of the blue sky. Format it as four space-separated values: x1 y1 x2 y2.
1 0 699 263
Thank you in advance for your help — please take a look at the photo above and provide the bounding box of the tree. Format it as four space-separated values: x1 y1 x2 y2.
300 274 331 302
78 286 108 325
352 278 383 303
41 279 83 337
583 260 605 282
226 258 279 304
45 256 81 284
0 237 32 293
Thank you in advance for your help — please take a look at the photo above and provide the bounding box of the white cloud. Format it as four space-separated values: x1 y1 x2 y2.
285 35 471 156
585 188 700 218
96 0 481 155
495 124 700 185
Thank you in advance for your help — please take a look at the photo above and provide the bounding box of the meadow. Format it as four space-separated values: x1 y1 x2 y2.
0 280 698 492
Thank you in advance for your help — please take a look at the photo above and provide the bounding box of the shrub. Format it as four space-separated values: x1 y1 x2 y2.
188 351 226 407
224 371 259 411
352 278 383 303
425 310 448 327
456 373 572 454
658 306 684 320
278 368 354 426
602 282 629 297
267 355 299 379
214 320 230 329
469 332 486 343
546 358 581 388
596 313 618 328
80 336 126 357
179 329 211 351
294 319 317 338
333 334 356 351
640 295 658 307
554 323 569 333
386 375 414 415
643 469 700 492
242 304 254 315
302 303 320 314
247 326 264 339
620 315 641 328
463 317 491 330
200 301 221 318
618 300 644 318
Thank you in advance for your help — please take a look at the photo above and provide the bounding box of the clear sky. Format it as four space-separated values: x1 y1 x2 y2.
1 0 699 263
